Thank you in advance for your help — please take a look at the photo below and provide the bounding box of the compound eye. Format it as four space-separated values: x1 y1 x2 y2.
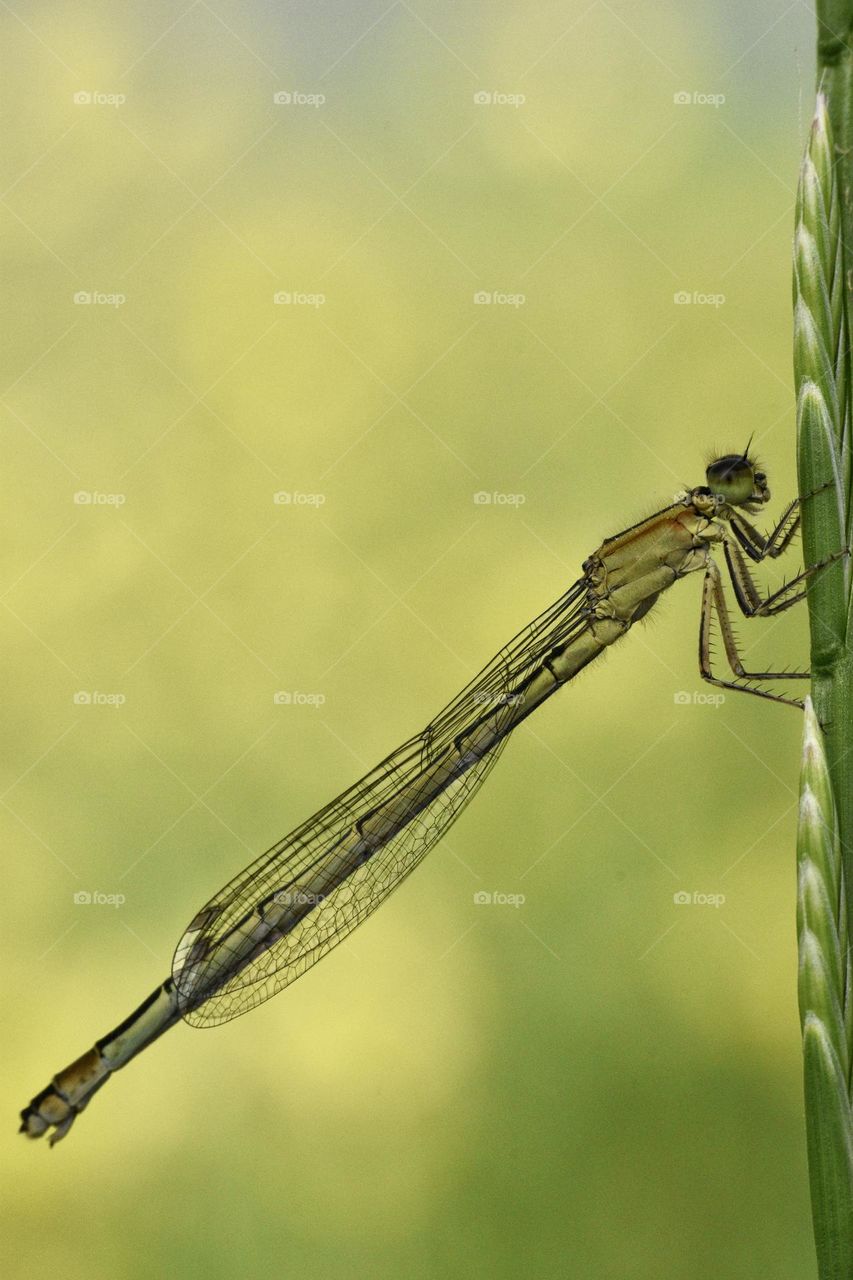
705 455 754 504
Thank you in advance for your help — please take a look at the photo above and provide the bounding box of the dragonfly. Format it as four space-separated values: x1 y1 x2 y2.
21 448 839 1145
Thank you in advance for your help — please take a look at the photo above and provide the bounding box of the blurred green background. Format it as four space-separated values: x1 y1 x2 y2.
0 2 825 1276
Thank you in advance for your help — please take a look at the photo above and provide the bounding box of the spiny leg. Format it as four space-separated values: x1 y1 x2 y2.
698 560 806 708
724 536 805 618
723 537 848 619
703 540 851 708
729 499 799 563
728 481 835 563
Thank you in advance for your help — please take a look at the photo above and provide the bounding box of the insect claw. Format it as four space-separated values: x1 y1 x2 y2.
800 480 835 503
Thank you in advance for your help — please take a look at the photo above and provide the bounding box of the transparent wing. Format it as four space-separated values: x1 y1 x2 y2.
173 577 590 1027
180 744 505 1027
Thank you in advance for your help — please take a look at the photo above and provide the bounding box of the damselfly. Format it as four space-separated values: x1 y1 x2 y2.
21 448 839 1144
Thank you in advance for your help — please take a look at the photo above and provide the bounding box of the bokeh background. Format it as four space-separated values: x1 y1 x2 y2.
0 2 827 1277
